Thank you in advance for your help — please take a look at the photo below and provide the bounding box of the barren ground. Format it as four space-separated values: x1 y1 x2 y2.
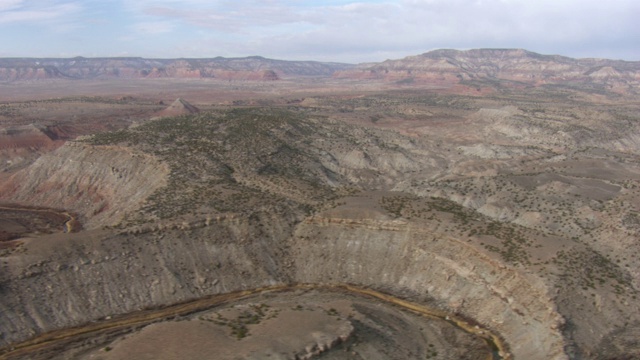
1 74 640 359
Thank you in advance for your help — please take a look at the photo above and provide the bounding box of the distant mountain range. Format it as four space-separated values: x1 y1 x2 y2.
0 56 353 81
335 49 640 90
1 49 639 92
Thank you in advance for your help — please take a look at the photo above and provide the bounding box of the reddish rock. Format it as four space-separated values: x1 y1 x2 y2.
335 48 640 93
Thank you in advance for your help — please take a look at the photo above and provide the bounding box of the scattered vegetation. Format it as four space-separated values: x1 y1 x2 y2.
476 221 533 266
552 249 635 294
201 304 274 340
86 108 343 223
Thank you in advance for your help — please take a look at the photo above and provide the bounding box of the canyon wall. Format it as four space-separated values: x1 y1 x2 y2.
291 215 568 359
0 211 569 359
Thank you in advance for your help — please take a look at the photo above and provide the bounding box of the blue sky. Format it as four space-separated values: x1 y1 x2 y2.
1 0 639 63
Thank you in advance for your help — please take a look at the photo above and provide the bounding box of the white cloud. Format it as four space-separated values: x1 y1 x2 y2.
133 21 175 35
2 0 639 61
137 2 302 33
0 1 82 25
237 0 640 62
0 0 23 12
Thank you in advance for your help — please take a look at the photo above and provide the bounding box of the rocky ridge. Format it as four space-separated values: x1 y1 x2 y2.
0 57 353 82
335 48 640 93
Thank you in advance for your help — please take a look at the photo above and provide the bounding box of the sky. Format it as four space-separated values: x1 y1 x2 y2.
0 0 638 63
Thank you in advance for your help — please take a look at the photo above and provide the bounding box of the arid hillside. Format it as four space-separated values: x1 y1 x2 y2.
1 50 640 360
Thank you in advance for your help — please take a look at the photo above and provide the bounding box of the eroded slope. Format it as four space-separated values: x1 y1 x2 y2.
0 142 169 229
1 96 640 359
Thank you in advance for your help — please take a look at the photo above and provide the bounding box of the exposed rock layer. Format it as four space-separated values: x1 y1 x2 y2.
0 212 566 359
0 132 563 357
0 142 169 228
0 57 353 81
1 95 639 360
335 48 640 92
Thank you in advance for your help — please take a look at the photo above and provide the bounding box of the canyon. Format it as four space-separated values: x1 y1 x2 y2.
1 49 640 359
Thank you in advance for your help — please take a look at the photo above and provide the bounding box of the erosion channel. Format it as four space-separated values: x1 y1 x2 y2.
0 284 503 360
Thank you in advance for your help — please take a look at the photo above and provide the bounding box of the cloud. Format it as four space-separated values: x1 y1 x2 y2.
2 0 639 61
133 21 175 35
138 2 302 33
0 0 82 25
0 0 24 12
243 0 640 61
